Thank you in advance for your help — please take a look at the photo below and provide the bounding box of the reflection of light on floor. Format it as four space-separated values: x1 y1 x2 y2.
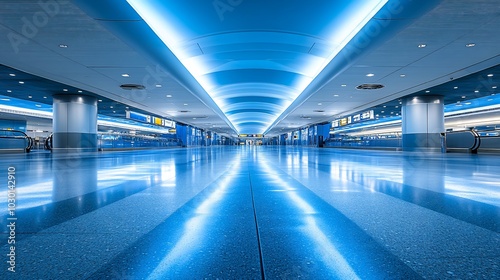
260 158 359 278
0 181 53 209
146 158 240 279
445 178 500 207
304 217 360 280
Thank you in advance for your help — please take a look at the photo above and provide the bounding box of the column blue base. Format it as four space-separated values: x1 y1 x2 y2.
402 133 443 152
52 132 97 153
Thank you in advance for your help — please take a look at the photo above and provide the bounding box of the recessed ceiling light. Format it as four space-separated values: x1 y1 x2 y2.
462 96 466 98
78 90 83 93
35 104 41 107
341 84 347 87
113 111 116 113
400 74 406 77
126 107 129 109
59 44 68 48
28 95 32 98
464 102 471 105
184 103 188 106
487 74 494 77
9 73 16 77
474 90 479 93
454 86 458 89
425 90 430 93
121 74 130 77
63 88 68 92
493 86 498 89
383 105 386 108
43 96 47 99
418 44 427 48
366 73 375 77
381 110 385 113
98 99 103 102
166 94 172 98
155 84 162 88
395 106 399 108
7 90 12 93
19 81 24 84
317 103 322 106
465 43 475 48
333 94 339 97
110 106 113 108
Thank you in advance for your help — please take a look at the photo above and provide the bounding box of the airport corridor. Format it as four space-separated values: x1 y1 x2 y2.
1 146 499 279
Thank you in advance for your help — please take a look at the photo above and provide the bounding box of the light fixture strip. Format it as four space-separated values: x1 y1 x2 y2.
126 0 388 134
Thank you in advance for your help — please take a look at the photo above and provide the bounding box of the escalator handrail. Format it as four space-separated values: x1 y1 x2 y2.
45 133 53 151
471 130 481 152
0 129 33 152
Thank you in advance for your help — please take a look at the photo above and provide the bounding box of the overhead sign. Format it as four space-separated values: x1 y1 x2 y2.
239 134 264 138
332 110 374 128
126 110 151 123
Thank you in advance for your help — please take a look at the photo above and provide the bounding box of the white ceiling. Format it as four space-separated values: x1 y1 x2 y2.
0 0 499 137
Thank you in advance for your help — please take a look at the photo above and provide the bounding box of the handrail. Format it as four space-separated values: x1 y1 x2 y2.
0 129 33 152
471 130 481 153
45 133 53 151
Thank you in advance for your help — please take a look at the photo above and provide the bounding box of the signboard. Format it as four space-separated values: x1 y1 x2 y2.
332 110 374 127
126 111 151 123
239 134 264 138
153 117 162 126
164 120 176 128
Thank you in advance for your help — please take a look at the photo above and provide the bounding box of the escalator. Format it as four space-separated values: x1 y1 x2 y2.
0 130 34 153
445 130 480 153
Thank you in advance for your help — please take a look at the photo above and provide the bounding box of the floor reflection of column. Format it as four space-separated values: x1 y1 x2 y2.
52 154 98 202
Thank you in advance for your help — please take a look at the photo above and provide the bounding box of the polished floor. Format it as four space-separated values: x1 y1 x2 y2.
1 146 499 279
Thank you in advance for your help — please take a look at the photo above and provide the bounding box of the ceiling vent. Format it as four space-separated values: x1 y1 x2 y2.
120 84 145 90
356 83 384 90
313 110 325 113
179 110 191 113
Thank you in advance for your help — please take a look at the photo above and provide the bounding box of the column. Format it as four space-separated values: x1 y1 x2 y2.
402 95 444 152
52 94 98 153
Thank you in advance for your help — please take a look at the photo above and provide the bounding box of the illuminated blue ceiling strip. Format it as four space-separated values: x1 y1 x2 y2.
126 0 388 134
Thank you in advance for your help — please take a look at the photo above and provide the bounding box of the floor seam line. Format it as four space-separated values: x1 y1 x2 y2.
248 168 266 280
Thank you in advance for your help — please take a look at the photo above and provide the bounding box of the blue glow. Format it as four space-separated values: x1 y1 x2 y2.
126 0 388 134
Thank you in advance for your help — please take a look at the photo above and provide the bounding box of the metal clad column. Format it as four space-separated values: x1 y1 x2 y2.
402 95 444 152
52 94 98 153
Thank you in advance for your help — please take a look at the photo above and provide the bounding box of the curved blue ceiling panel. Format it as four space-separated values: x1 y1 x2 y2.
202 69 304 87
116 0 391 134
